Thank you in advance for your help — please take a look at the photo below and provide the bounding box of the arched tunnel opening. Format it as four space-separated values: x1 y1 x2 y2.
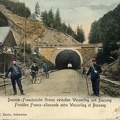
55 50 81 69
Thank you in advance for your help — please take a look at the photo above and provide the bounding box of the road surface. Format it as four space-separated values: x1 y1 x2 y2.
0 69 105 97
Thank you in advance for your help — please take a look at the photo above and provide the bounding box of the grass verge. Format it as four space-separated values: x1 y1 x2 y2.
101 81 120 98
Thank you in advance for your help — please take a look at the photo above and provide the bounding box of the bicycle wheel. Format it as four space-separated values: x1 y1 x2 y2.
25 75 32 84
40 72 45 79
35 74 42 84
22 68 31 79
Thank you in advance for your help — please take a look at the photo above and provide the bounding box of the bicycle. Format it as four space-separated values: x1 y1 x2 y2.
19 66 30 82
25 71 43 84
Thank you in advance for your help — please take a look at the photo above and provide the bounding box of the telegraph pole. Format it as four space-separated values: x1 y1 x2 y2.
24 19 26 66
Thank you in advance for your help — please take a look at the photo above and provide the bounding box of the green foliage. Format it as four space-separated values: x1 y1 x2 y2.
66 24 74 36
0 11 9 27
53 9 61 30
19 42 31 54
90 4 120 64
41 8 85 43
89 4 120 44
101 81 120 97
41 10 48 26
0 0 31 17
96 50 106 64
61 22 67 33
47 8 54 28
89 21 101 43
96 41 119 64
35 2 40 15
17 44 55 70
75 26 85 43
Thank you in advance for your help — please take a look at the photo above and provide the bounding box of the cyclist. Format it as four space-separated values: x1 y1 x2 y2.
31 62 38 83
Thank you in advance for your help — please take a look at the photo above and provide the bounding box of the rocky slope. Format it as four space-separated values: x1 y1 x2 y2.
102 49 120 81
0 5 45 44
34 28 80 46
0 5 80 47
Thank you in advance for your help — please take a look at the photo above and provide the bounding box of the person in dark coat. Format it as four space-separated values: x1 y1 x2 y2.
5 60 24 95
43 63 49 78
31 62 38 83
86 58 102 96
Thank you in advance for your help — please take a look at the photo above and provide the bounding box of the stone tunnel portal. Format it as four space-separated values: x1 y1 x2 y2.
55 50 81 69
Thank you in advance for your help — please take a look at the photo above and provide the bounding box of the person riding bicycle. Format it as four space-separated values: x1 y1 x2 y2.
31 62 38 83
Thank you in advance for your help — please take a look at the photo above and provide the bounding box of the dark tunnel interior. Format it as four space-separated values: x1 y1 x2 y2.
55 50 81 69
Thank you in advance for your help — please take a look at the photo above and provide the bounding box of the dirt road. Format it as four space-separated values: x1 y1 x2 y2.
0 69 105 97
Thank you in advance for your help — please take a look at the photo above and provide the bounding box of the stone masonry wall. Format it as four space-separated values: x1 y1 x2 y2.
39 47 56 63
77 47 96 65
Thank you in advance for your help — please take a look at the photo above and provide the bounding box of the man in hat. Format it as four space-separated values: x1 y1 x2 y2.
5 60 25 95
86 58 102 96
30 61 39 83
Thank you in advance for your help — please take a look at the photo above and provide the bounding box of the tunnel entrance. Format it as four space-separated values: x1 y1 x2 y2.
55 50 81 69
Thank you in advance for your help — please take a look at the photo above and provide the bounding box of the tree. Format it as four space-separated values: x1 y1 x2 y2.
53 9 61 30
66 24 73 35
40 8 77 40
41 10 48 26
35 2 40 15
0 12 9 27
76 26 85 43
47 8 54 28
89 4 120 45
88 21 100 43
61 22 67 33
0 0 31 17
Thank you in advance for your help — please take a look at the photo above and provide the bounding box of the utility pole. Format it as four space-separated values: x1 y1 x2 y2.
24 19 26 66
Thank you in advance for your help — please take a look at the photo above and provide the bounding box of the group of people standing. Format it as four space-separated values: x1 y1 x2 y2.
5 57 102 97
5 61 49 95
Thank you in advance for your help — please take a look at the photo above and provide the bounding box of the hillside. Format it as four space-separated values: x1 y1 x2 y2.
102 49 120 81
35 28 80 46
0 5 45 45
0 4 80 69
0 4 119 82
0 4 80 47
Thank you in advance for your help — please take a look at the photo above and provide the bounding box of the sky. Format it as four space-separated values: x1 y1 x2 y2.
19 0 120 43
